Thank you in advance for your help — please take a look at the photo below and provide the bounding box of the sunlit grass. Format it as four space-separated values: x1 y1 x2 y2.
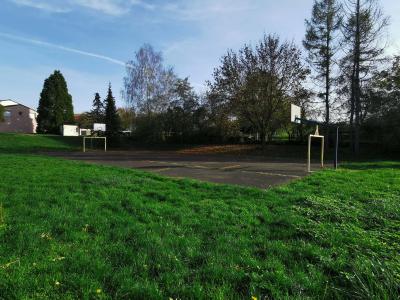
0 152 399 299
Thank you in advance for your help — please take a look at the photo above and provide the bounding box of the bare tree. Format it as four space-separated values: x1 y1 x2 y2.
209 34 310 149
304 0 342 147
123 44 176 114
340 0 389 153
117 107 135 131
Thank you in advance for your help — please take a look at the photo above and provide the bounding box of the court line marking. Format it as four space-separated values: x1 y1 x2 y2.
241 170 301 178
143 160 301 178
221 165 242 170
153 168 172 172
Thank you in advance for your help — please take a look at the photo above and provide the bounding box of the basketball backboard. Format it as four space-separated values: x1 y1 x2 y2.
93 123 106 132
291 104 301 124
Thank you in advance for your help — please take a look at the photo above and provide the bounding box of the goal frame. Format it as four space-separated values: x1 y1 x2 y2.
83 137 107 153
308 134 324 173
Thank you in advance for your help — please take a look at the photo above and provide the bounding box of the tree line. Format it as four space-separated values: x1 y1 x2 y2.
36 71 121 136
121 0 398 153
303 0 390 153
121 42 311 146
34 0 399 153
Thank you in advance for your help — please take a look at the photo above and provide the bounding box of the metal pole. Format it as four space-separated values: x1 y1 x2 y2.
83 137 85 153
334 126 339 170
321 136 324 168
104 137 107 152
307 135 311 173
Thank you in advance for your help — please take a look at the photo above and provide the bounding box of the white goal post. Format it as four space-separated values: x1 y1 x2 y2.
83 137 107 152
308 132 324 173
291 104 325 172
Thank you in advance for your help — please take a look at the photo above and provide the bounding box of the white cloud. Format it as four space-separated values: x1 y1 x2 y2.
131 0 156 11
71 0 129 16
10 0 71 13
0 32 126 66
8 0 254 18
8 0 156 15
161 0 255 21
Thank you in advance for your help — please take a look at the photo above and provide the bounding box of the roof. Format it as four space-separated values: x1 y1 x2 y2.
0 100 18 107
0 99 37 112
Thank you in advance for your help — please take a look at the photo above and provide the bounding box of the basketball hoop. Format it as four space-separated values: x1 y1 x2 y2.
291 104 326 172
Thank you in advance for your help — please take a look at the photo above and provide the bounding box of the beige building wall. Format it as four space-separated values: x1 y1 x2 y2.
0 104 38 134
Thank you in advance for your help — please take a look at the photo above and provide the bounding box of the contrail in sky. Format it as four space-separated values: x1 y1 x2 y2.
0 31 126 67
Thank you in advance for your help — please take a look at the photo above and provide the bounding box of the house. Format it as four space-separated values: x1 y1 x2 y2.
61 124 93 137
0 100 38 134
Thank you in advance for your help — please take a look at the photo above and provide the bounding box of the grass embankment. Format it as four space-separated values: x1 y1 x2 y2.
0 149 399 298
0 133 79 153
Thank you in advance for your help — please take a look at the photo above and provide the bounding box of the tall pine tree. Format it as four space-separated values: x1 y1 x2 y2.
104 83 121 136
91 93 104 123
341 0 388 153
37 70 74 134
303 0 341 147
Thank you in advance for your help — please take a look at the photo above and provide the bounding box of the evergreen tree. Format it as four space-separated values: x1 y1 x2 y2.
37 70 74 134
90 93 104 123
304 0 341 147
341 0 388 153
104 83 121 136
0 104 4 122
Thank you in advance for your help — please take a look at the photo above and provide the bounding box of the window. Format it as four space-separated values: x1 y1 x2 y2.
4 111 11 118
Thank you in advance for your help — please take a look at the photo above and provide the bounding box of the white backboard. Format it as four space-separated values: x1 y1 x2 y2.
291 104 301 124
93 123 106 132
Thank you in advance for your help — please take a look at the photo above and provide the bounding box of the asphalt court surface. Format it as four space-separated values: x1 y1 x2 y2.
46 150 325 189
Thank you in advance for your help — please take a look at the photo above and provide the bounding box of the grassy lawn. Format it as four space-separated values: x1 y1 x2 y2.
0 133 80 153
0 135 399 299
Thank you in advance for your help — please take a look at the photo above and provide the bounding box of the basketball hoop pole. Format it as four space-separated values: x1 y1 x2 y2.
307 131 324 173
295 118 327 173
334 126 339 170
307 124 339 172
292 103 339 171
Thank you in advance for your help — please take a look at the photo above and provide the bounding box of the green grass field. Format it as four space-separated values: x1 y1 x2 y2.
0 133 80 153
0 134 399 299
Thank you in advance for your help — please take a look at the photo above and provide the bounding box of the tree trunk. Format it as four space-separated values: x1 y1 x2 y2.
325 10 331 150
260 128 266 152
353 0 361 154
349 81 354 152
325 74 330 150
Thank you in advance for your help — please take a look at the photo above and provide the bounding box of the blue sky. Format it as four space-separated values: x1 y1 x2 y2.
0 0 399 113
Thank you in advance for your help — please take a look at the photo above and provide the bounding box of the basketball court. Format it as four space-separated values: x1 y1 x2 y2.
45 104 329 189
46 147 326 189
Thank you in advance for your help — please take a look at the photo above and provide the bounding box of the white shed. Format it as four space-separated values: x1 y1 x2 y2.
62 125 79 136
